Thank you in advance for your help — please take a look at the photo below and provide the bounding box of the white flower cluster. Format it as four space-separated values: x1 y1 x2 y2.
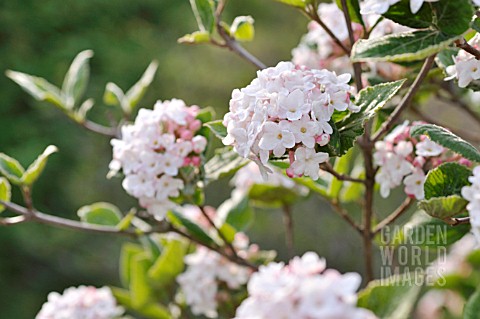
36 286 124 319
235 252 376 319
110 99 207 220
360 0 438 15
462 166 480 244
223 61 358 180
177 233 254 318
374 121 471 200
446 34 480 88
292 2 410 80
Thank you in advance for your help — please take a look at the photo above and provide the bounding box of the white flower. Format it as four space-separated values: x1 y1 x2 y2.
415 138 443 157
36 286 124 319
291 147 329 180
223 61 357 180
110 99 207 220
360 0 400 15
403 168 426 200
445 34 480 88
259 122 296 157
235 252 377 319
462 166 480 244
177 234 253 318
291 115 319 148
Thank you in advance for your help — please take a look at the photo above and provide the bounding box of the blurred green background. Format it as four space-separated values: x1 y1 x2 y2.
0 1 395 317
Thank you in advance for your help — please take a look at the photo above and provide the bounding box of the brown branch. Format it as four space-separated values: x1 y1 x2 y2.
455 38 480 60
330 200 363 234
372 55 436 142
0 200 148 237
373 197 413 234
444 216 470 226
198 205 239 259
168 225 258 271
320 162 365 183
212 0 266 70
340 0 363 91
303 4 350 55
282 205 295 257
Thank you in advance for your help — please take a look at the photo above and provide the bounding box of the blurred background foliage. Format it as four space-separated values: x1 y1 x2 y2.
0 0 399 317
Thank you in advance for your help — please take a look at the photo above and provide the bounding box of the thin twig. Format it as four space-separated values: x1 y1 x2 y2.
282 205 295 257
373 197 413 234
169 225 258 271
340 0 363 91
330 200 363 234
198 205 239 258
372 55 436 142
444 216 470 226
303 4 350 55
0 200 147 237
213 0 266 70
81 120 118 137
455 38 480 60
320 162 365 183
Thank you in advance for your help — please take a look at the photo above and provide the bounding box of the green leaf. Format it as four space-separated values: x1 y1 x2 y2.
148 239 187 286
195 107 215 123
0 178 11 214
230 16 255 42
0 153 25 185
62 50 93 109
189 0 215 33
423 162 472 199
124 61 159 114
120 243 144 287
329 80 406 156
77 202 123 226
418 195 468 219
352 30 458 62
411 124 480 163
204 120 227 139
178 31 211 44
116 209 136 231
248 184 301 208
167 211 216 246
357 273 423 319
5 70 65 108
383 0 473 36
274 0 308 8
391 211 470 248
293 176 329 196
473 16 480 33
219 194 254 231
464 286 480 319
111 287 172 319
103 82 125 107
204 148 249 182
21 145 58 185
130 253 154 308
335 0 364 26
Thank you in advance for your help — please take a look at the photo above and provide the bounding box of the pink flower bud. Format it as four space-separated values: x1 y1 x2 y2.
179 129 194 140
183 157 192 166
189 119 202 131
191 156 201 166
316 134 330 146
459 158 472 167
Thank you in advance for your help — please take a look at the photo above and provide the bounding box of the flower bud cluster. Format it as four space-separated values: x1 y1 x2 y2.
223 61 358 180
235 252 377 319
177 232 256 318
374 121 470 199
110 99 207 219
36 286 124 319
